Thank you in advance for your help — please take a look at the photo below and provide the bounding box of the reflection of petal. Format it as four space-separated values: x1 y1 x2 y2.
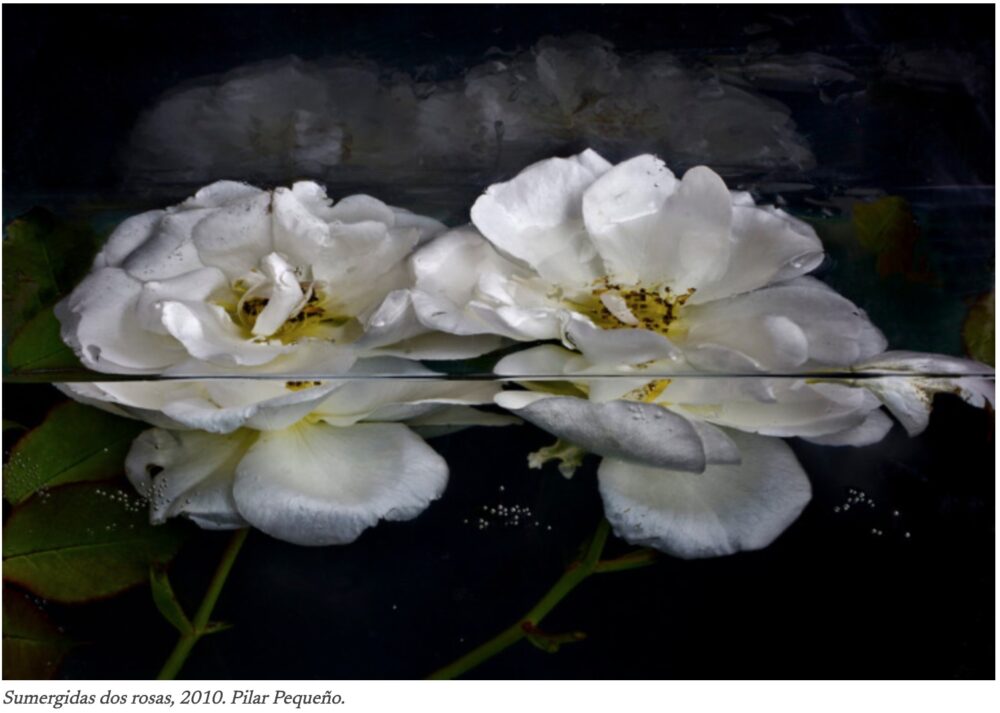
598 430 811 559
232 422 448 546
125 428 253 530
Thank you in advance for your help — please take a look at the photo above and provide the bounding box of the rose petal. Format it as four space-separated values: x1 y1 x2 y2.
56 268 187 373
470 149 611 285
583 160 733 290
125 428 254 529
598 430 811 558
495 394 707 472
191 191 273 279
690 203 825 304
232 422 448 545
681 277 887 367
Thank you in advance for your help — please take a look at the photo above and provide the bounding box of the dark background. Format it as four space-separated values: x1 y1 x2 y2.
3 4 994 193
3 4 995 679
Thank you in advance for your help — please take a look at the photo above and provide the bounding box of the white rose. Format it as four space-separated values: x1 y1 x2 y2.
409 149 887 372
493 347 992 559
68 360 515 545
56 180 495 376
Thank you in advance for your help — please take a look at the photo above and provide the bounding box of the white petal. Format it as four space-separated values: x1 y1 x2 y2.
159 300 293 366
232 423 448 545
564 316 682 368
690 203 825 304
497 395 707 472
328 193 396 224
190 191 273 278
315 376 500 426
583 160 733 290
368 331 507 360
684 314 810 371
162 380 340 434
55 268 186 373
681 277 887 367
272 187 420 293
135 267 228 335
599 430 812 558
351 290 427 351
125 428 254 529
410 226 526 336
663 378 882 439
180 180 266 209
391 207 447 244
470 150 610 285
93 210 165 268
121 209 208 280
251 253 306 337
803 409 894 446
850 351 994 435
494 344 586 376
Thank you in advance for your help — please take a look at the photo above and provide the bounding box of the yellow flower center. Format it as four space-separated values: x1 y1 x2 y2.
219 279 350 344
568 278 695 340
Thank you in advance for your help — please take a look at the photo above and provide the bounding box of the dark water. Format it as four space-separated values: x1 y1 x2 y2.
3 5 994 679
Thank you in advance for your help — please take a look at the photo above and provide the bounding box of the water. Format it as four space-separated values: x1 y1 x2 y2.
3 5 993 681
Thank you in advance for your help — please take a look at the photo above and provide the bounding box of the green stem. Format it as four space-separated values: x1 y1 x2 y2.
157 528 249 680
428 520 614 680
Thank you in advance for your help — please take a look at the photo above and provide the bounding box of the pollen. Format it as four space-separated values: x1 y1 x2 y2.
220 280 348 344
285 380 323 391
569 277 694 339
625 379 671 403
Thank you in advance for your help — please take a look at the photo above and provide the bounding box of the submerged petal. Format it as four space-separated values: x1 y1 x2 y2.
495 394 707 472
847 352 994 436
598 430 811 558
232 422 448 545
125 428 254 529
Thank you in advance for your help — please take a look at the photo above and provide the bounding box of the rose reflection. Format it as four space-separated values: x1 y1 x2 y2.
125 35 818 189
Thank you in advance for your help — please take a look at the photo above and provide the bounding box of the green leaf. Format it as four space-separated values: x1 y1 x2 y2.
963 291 995 366
2 585 75 679
851 196 934 283
2 209 102 338
4 401 145 505
150 566 193 635
5 306 80 373
3 482 189 602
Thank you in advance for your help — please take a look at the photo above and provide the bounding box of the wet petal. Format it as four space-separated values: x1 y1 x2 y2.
599 430 811 558
803 409 894 446
851 351 994 435
125 428 254 529
494 394 707 472
232 422 448 545
190 191 273 279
